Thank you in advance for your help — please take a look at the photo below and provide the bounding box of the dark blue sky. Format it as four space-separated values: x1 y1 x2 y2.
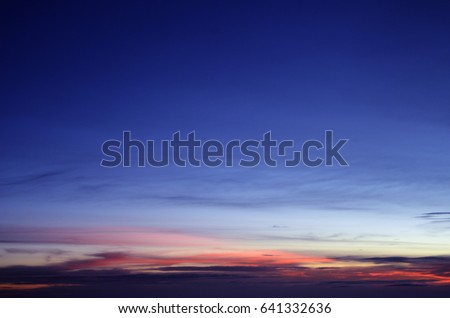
2 0 450 127
1 0 449 211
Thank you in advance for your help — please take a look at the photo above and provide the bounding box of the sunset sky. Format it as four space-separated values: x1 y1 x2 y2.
1 1 450 297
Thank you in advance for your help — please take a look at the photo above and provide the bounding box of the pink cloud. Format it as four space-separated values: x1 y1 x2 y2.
59 250 331 270
0 226 220 247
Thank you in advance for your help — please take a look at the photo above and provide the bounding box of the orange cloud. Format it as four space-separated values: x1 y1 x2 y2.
61 250 331 271
366 270 450 284
0 283 77 291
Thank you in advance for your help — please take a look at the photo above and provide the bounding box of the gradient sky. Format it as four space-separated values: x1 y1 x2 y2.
1 1 450 297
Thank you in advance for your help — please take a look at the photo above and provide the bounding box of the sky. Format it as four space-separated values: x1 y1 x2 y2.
1 0 450 297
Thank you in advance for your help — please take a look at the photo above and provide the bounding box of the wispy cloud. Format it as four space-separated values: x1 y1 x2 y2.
4 248 66 255
418 212 450 223
0 170 69 186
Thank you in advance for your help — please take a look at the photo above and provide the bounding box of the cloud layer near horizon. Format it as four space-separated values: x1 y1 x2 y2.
1 225 450 297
